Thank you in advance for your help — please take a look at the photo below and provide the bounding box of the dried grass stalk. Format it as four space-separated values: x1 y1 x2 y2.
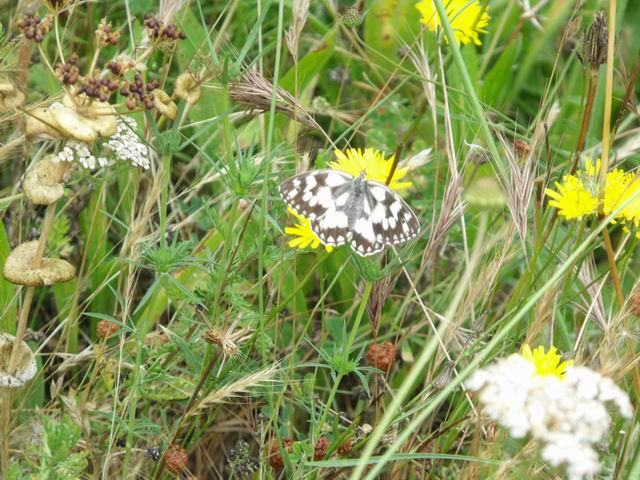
286 0 310 60
191 365 279 413
229 68 319 129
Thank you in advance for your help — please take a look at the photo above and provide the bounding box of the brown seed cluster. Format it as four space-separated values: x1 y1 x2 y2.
164 444 189 474
97 320 120 340
366 341 396 372
143 14 186 44
55 54 81 86
95 18 121 47
17 15 52 43
268 438 293 470
313 437 329 460
120 73 160 110
78 71 119 102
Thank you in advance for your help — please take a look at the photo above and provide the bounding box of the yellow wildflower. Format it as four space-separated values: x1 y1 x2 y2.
545 159 640 235
545 175 598 220
284 209 333 252
521 344 573 379
415 0 490 46
328 148 411 191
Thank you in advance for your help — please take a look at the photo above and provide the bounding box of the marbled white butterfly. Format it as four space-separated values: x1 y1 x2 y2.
279 169 420 256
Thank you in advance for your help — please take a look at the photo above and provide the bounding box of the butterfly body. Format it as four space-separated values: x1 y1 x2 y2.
279 169 420 256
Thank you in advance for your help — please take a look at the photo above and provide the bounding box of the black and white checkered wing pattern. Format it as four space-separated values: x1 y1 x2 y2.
279 169 353 247
351 180 420 256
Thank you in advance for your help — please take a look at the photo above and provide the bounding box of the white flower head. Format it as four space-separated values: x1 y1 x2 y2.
56 116 150 170
467 346 633 480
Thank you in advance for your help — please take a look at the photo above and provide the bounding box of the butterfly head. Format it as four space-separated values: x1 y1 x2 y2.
353 171 367 192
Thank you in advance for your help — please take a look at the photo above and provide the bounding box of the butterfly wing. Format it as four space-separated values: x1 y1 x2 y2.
350 180 420 256
279 169 353 247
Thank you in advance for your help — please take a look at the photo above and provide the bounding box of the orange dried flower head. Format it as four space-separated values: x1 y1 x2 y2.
337 439 352 456
97 320 120 340
164 444 188 474
366 342 396 372
314 437 329 460
268 438 293 470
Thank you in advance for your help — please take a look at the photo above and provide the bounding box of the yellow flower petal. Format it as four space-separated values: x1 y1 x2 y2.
284 208 333 253
521 344 573 380
415 0 490 46
328 148 412 191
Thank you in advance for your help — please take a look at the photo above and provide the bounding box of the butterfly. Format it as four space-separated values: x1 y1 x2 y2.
279 169 420 256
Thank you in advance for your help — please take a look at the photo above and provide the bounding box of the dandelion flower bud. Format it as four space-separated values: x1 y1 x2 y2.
342 6 363 28
581 11 608 67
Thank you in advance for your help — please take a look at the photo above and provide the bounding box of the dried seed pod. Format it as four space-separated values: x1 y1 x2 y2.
23 155 65 205
366 342 396 372
3 241 75 286
61 95 117 139
314 437 329 460
152 89 178 120
164 444 189 474
0 79 25 113
25 105 63 141
0 332 37 388
25 96 117 143
175 72 201 105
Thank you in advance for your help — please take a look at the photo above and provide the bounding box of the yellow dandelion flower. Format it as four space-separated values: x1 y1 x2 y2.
284 208 333 252
521 344 573 379
328 148 411 191
546 158 640 233
415 0 490 46
544 175 598 220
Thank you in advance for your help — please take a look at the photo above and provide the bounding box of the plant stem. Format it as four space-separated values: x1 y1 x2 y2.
1 196 58 479
159 151 172 246
315 281 372 437
542 65 600 246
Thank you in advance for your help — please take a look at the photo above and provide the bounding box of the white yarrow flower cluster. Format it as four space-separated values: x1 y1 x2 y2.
103 117 150 169
57 140 108 170
466 353 633 480
56 116 150 170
